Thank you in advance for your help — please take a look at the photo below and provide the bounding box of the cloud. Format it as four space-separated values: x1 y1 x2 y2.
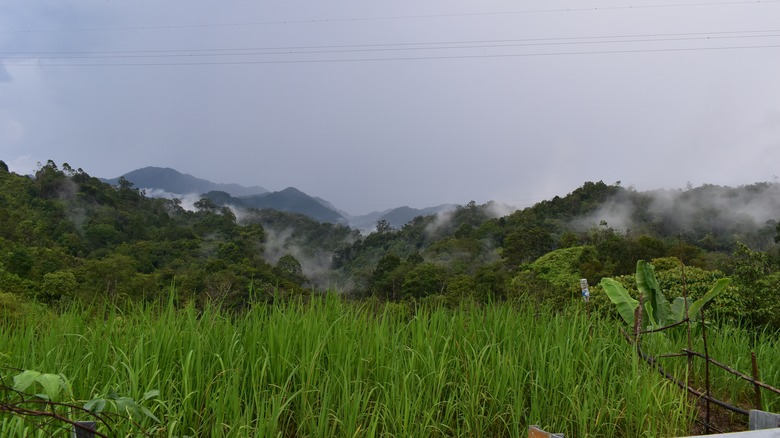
141 188 203 211
424 210 454 237
261 225 347 290
571 183 780 245
484 201 516 219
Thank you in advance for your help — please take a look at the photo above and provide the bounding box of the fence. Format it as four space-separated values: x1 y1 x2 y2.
621 307 780 434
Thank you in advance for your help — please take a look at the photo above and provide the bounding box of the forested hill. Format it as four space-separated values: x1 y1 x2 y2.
1 161 779 327
0 161 332 307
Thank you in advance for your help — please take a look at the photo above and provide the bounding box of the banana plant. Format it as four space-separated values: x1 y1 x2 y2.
600 260 730 330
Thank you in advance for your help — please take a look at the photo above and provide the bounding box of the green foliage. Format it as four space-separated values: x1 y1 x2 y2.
2 367 161 435
1 161 779 332
275 254 307 286
723 243 780 328
599 260 730 329
401 262 447 298
41 270 77 301
0 297 712 437
12 370 72 402
84 389 161 423
510 245 598 306
636 260 672 327
0 161 309 307
600 278 639 326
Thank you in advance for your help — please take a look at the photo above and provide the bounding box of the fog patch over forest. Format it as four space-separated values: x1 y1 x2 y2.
257 221 352 290
142 188 203 212
483 201 517 220
425 210 455 237
571 182 780 249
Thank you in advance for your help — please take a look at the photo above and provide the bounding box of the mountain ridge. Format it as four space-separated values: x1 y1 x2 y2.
106 166 457 229
104 166 269 197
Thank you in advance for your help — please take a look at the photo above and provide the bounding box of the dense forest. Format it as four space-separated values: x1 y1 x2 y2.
2 160 779 329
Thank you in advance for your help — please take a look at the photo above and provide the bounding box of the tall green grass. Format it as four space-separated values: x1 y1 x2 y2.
2 294 749 437
640 322 780 416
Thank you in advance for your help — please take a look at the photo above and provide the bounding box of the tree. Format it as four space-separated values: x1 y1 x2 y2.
275 254 307 286
369 254 402 300
726 243 780 327
194 197 217 212
41 270 77 301
376 219 393 234
401 262 447 299
503 227 554 266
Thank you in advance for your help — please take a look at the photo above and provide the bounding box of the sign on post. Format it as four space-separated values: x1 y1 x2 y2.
580 278 590 303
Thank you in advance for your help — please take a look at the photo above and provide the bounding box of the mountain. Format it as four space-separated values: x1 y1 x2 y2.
205 188 348 224
349 205 457 231
105 167 268 197
107 166 456 227
239 188 348 224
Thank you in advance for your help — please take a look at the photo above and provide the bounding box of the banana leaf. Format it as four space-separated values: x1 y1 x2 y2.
636 260 673 326
687 278 731 319
599 278 639 326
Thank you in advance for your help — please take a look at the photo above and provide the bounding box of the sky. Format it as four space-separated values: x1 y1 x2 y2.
1 1 779 215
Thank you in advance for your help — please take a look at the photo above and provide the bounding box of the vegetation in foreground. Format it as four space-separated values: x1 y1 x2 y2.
0 295 736 437
2 161 780 331
2 160 780 436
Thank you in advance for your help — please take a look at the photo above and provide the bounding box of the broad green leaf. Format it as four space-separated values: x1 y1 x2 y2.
84 398 107 413
671 297 687 322
687 278 731 319
142 389 160 400
35 373 64 402
599 278 638 325
13 370 40 393
115 396 143 419
644 301 658 328
636 261 672 326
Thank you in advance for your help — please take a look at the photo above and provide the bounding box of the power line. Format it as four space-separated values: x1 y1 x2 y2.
2 29 779 59
3 34 780 60
4 43 780 67
2 0 778 33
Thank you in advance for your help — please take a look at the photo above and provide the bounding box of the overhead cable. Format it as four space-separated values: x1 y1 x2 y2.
1 0 778 33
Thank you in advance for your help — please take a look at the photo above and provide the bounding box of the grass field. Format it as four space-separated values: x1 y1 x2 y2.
1 294 777 437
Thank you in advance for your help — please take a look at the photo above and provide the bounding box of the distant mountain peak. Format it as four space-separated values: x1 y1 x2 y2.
104 166 268 197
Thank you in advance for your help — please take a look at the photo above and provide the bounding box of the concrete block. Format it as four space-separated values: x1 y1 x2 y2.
751 410 780 431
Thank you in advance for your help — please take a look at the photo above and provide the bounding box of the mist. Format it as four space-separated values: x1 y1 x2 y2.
572 182 780 249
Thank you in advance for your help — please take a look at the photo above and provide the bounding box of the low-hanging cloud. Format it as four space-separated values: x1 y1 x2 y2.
571 183 780 246
424 210 454 237
141 188 204 212
260 224 349 291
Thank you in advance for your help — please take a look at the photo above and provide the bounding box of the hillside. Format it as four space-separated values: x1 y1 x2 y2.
2 160 780 328
106 166 457 228
0 161 310 306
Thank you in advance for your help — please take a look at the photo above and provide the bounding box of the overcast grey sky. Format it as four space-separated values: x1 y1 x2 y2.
1 1 779 214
